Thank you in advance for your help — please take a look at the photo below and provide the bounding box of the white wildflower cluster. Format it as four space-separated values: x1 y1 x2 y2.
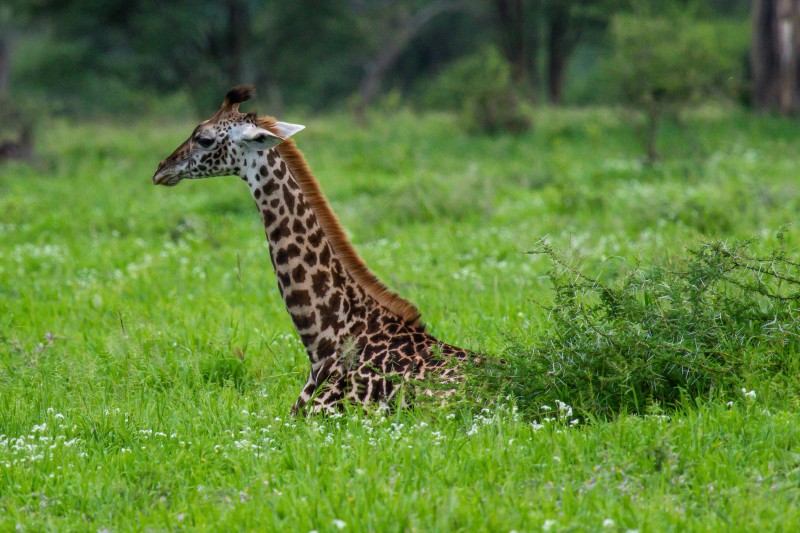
741 388 757 400
0 222 23 234
451 266 478 282
464 407 498 437
496 400 521 421
530 400 579 431
0 410 83 469
221 426 278 458
135 428 182 452
7 243 68 263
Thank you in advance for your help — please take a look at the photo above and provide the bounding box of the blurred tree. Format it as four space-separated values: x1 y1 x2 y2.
132 0 262 112
605 14 746 160
1 0 754 118
491 0 537 95
422 45 530 134
489 0 624 105
751 0 800 115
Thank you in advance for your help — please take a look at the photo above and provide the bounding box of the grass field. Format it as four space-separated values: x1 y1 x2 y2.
2 106 800 531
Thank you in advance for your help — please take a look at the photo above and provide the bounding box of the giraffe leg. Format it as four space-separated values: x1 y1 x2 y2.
291 370 317 417
293 357 347 415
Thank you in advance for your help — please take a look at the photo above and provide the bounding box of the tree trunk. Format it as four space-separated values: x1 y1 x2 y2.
751 0 800 114
0 29 11 100
492 0 539 98
546 3 571 105
493 0 527 87
646 104 659 164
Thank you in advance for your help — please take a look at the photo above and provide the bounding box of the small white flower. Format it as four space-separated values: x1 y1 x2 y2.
332 519 346 530
542 519 557 531
603 518 615 528
742 389 756 400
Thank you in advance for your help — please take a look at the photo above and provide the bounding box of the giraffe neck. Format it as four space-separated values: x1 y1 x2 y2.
241 145 410 371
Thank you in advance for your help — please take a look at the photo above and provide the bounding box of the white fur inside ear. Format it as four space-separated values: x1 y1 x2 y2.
234 124 283 147
273 121 305 139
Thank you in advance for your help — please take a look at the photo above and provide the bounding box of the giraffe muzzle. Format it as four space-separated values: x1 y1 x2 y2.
152 162 182 186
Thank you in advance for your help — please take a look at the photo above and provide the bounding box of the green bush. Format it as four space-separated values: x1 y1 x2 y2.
422 46 531 135
465 235 800 419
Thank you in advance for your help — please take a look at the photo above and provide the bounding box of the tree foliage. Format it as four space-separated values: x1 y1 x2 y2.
603 14 748 159
423 46 530 134
1 0 755 120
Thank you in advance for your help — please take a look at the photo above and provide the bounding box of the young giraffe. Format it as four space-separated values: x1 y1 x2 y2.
152 85 471 414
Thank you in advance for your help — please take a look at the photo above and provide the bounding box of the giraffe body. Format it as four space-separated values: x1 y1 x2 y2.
153 86 470 413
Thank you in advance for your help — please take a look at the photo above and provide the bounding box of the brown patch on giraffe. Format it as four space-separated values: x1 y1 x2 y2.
316 338 337 359
311 271 330 298
303 250 318 267
262 181 279 195
319 245 331 266
283 184 296 213
308 229 324 248
292 263 307 283
292 310 316 330
285 289 311 307
269 218 291 242
285 243 302 260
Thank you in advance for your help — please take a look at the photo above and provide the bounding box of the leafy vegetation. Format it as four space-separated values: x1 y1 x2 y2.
423 46 531 134
466 237 800 418
3 1 752 117
2 107 800 530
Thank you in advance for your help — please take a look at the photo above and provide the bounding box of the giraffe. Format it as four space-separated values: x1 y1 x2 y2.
152 85 472 414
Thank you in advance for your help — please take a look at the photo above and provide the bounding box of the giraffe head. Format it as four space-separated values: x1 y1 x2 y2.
152 85 304 186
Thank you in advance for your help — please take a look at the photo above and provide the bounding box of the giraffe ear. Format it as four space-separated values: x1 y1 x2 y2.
272 121 305 139
234 124 283 148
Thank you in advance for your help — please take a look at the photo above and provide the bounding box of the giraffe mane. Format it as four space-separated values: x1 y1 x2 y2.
259 117 423 327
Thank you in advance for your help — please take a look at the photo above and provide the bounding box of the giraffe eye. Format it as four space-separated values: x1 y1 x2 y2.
197 137 214 148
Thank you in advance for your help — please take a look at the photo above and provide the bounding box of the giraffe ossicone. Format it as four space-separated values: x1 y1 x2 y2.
152 85 472 414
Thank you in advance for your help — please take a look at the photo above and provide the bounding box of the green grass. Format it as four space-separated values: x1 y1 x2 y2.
2 106 800 530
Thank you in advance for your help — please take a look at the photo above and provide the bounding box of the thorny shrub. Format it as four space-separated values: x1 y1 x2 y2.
464 232 800 419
